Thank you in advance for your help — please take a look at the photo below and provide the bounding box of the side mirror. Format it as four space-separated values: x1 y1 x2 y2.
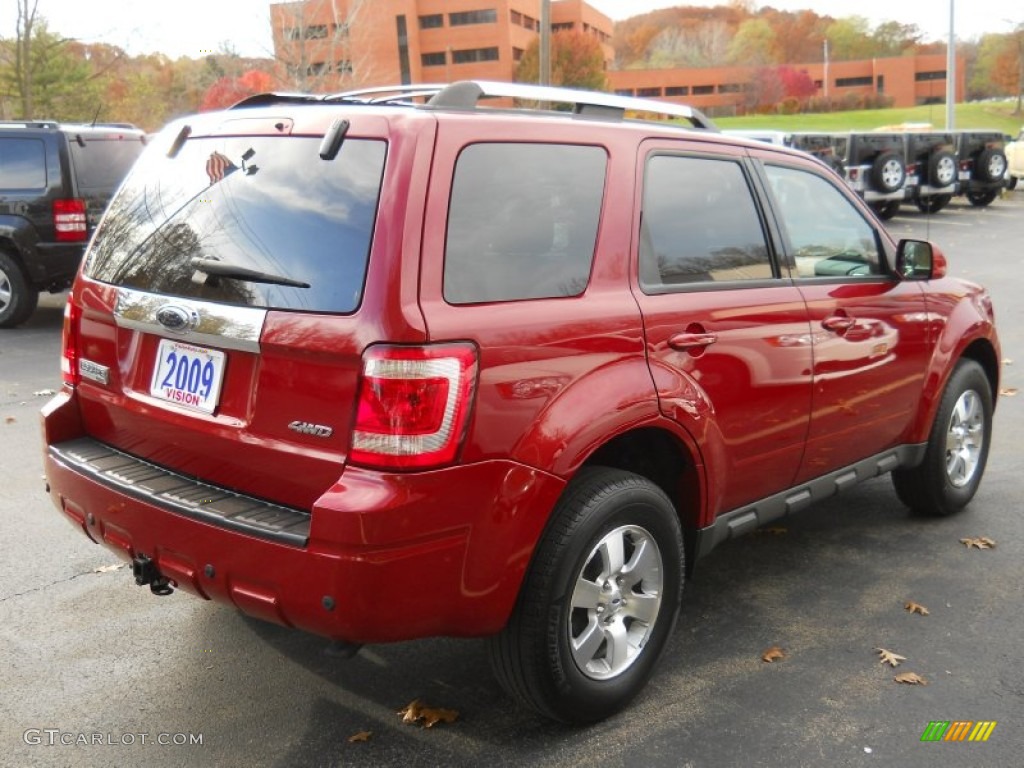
896 239 946 280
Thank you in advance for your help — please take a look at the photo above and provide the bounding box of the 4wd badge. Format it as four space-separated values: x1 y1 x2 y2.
288 421 333 438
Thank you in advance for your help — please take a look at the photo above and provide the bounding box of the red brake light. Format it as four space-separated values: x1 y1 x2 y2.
350 344 478 470
53 198 87 242
61 295 82 387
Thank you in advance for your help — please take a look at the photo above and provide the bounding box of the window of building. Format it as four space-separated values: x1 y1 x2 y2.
512 47 525 62
452 47 500 64
640 155 772 289
422 51 447 67
692 85 714 95
511 10 522 25
637 87 662 98
552 22 574 32
445 143 607 304
449 9 498 26
522 14 538 31
615 89 634 97
665 86 689 96
915 71 946 82
836 76 872 88
419 14 443 29
718 83 742 94
304 25 328 39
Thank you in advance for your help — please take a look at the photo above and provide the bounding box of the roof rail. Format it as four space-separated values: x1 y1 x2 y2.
329 80 717 130
0 120 60 129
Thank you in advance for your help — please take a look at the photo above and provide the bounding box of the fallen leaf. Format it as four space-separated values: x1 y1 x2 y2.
876 648 906 667
960 537 996 549
761 645 786 663
347 731 372 743
4 416 14 424
1000 388 1018 397
93 563 126 574
397 699 458 728
33 389 57 397
894 672 928 685
904 601 929 616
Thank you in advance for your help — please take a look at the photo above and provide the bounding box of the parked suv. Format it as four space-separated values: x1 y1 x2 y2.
904 130 958 213
841 132 909 219
953 130 1007 207
0 120 146 327
1005 127 1024 190
42 81 1000 724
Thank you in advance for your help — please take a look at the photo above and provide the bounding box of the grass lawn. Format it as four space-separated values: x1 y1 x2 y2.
714 99 1024 136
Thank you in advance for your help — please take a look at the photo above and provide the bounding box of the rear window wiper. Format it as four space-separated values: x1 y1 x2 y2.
190 258 311 288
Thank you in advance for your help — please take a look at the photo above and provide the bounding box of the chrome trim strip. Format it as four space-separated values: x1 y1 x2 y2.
115 288 266 353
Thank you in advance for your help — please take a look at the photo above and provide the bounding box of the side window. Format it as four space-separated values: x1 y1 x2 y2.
444 143 606 304
640 154 771 290
0 138 47 190
765 164 882 278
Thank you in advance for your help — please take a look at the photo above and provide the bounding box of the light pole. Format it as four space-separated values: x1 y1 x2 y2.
946 0 956 129
540 0 551 87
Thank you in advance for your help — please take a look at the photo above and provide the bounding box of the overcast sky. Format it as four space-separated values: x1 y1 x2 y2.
0 1 1015 60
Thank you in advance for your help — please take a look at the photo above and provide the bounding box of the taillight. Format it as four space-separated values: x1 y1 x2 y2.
61 295 82 387
350 344 478 470
53 198 87 242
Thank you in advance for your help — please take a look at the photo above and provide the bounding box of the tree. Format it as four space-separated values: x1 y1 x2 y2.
272 0 373 91
727 18 778 66
826 17 874 61
871 21 922 57
200 70 275 111
515 30 608 91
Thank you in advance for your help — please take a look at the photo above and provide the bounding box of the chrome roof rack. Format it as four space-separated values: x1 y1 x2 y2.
327 80 717 130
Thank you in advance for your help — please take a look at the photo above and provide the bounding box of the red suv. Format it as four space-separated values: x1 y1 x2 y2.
42 81 1000 724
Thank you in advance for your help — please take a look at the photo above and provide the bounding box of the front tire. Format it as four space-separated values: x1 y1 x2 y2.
892 360 993 516
489 467 684 723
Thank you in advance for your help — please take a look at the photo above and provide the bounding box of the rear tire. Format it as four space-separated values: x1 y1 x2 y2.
871 200 901 220
0 251 39 329
892 360 993 516
915 194 952 214
488 467 684 723
966 188 998 207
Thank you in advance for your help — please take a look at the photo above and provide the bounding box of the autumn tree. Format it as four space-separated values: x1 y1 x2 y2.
200 70 275 111
272 0 375 91
825 17 875 61
515 30 608 92
727 18 778 66
871 21 922 57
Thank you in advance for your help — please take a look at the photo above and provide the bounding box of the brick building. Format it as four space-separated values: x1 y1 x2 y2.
607 54 965 115
269 2 960 113
270 0 613 91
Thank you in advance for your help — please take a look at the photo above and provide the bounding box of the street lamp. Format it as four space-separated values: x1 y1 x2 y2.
946 0 955 130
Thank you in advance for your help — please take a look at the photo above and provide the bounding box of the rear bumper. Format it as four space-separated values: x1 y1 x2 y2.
42 395 564 644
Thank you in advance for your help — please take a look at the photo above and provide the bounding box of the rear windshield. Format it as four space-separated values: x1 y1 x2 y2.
85 135 386 313
68 135 146 194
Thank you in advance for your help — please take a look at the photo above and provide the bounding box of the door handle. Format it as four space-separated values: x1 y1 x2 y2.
668 332 718 350
821 316 855 333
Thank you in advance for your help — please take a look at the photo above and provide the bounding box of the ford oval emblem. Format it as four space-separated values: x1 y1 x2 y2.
155 305 196 333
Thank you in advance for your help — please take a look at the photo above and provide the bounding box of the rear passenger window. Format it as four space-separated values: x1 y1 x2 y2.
764 164 882 278
640 155 771 290
0 138 46 190
444 143 606 304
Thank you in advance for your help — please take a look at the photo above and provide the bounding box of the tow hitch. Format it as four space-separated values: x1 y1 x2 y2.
132 554 174 596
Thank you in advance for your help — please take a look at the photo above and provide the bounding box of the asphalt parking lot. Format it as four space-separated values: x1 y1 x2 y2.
1 192 1022 768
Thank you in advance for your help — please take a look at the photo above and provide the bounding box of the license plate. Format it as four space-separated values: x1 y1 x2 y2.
150 339 226 413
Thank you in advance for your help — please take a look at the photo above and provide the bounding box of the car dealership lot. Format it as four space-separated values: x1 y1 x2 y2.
2 193 1022 767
